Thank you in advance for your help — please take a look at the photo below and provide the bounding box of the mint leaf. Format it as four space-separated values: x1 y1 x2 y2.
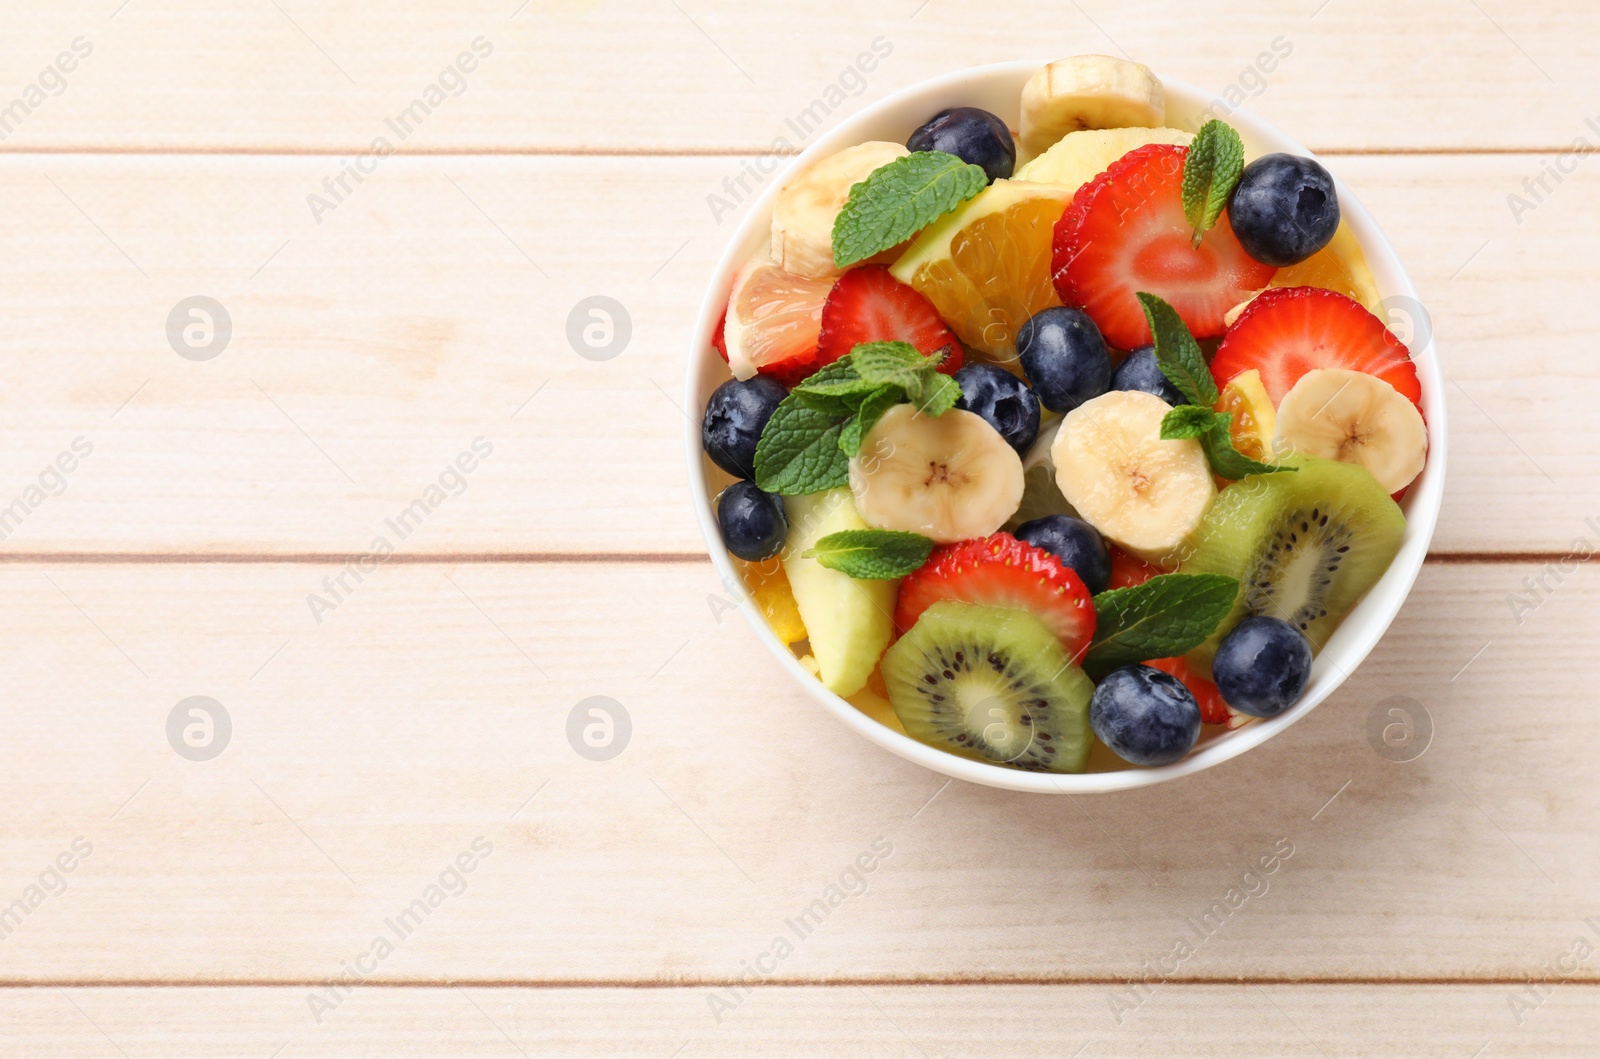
1160 404 1223 440
1159 405 1295 479
792 359 876 403
1137 292 1219 407
851 341 930 391
846 341 958 417
1200 420 1295 480
832 151 988 269
839 385 902 457
1182 120 1245 248
1082 573 1240 676
804 529 934 580
753 392 851 495
912 372 962 416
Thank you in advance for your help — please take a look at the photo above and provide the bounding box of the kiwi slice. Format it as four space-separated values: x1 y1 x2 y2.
1183 456 1405 666
881 600 1094 773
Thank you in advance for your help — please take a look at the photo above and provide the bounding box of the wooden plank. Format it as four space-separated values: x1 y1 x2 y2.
0 0 1595 153
0 560 1593 983
3 984 1597 1057
0 153 1589 555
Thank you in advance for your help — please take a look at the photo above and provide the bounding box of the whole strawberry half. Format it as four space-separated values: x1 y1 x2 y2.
816 265 964 373
1051 143 1276 350
1210 285 1423 413
896 532 1095 663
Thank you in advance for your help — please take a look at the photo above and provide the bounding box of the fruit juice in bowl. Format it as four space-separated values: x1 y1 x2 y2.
687 57 1445 793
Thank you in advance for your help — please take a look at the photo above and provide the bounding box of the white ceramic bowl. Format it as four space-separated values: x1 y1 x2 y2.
685 60 1446 793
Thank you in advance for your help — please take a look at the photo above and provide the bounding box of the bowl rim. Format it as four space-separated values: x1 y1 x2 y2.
683 59 1448 793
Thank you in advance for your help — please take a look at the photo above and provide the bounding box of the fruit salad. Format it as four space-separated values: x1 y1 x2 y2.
699 55 1428 774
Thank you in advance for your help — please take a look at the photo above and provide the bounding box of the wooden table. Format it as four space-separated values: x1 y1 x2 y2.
1 1 1595 1054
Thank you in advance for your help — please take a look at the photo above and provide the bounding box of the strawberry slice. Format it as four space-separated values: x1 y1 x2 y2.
816 265 964 373
896 532 1095 662
1106 546 1163 590
1210 286 1422 413
1146 656 1230 726
1052 144 1276 350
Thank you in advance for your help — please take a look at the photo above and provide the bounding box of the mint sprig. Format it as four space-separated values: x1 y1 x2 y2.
1137 292 1293 480
832 151 987 269
1182 120 1245 248
1137 292 1217 407
1081 573 1240 677
804 529 934 580
754 342 961 493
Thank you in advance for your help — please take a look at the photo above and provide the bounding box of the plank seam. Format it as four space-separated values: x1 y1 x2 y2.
0 976 1593 988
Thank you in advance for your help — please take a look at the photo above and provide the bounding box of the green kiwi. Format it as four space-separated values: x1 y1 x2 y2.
1182 456 1405 668
881 600 1094 773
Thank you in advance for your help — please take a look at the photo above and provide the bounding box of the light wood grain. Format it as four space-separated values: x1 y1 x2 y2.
0 0 1594 153
4 983 1597 1058
0 560 1592 983
0 154 1590 556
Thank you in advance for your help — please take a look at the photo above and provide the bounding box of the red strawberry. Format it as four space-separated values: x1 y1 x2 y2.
1106 546 1163 590
1051 144 1276 350
711 305 728 363
1146 656 1230 726
1210 286 1422 413
816 265 964 372
896 532 1095 663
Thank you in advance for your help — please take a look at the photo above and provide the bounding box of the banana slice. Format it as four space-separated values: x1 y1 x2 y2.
771 140 909 281
849 404 1024 542
1051 390 1215 563
1019 56 1165 157
1273 368 1427 493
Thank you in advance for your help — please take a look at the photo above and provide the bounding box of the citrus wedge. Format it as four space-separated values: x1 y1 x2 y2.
1269 220 1382 314
1215 368 1276 463
890 180 1071 362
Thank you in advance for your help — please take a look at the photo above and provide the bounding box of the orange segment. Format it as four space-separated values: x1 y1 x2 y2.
1269 221 1382 314
737 558 807 644
890 180 1071 362
1215 368 1277 462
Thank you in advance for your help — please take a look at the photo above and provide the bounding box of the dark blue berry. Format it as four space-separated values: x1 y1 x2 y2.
716 481 787 562
1013 515 1111 595
953 363 1039 455
1110 347 1187 406
702 376 788 480
1089 665 1202 767
1211 616 1312 718
906 107 1015 183
1228 153 1341 268
1017 307 1112 413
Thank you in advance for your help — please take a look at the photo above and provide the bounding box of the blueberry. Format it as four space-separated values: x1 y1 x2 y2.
702 376 788 480
906 107 1015 183
1227 153 1341 268
1211 616 1313 718
1110 347 1187 406
953 363 1039 454
1017 307 1112 413
1013 515 1111 595
1090 665 1202 767
716 481 787 562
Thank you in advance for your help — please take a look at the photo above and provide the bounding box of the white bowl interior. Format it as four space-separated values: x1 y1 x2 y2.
684 61 1447 793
